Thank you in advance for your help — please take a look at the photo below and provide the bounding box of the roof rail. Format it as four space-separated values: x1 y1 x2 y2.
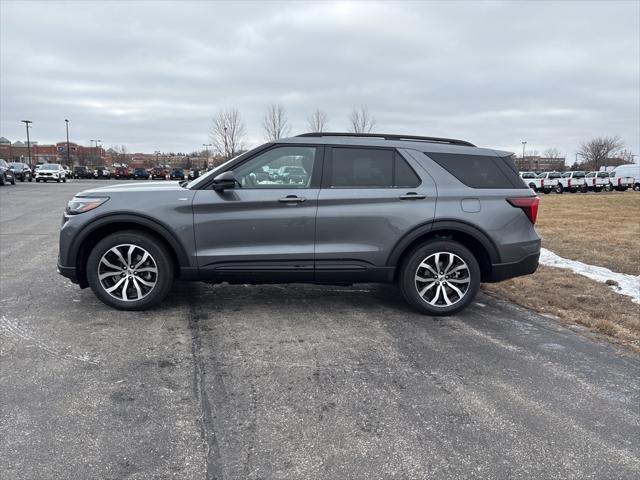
296 132 475 147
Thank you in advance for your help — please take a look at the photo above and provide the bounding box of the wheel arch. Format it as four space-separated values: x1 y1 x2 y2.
387 220 499 282
70 214 190 288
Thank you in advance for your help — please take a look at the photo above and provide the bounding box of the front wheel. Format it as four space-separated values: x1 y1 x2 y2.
555 184 563 194
605 184 613 192
10 175 15 185
399 240 480 316
86 231 174 310
543 189 551 194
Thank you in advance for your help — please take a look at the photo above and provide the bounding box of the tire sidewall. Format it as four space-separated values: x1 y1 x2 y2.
86 231 174 310
399 240 481 316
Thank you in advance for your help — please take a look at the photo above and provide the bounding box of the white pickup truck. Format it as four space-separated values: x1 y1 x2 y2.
532 172 561 194
519 171 538 192
558 171 587 193
606 169 635 192
585 171 610 192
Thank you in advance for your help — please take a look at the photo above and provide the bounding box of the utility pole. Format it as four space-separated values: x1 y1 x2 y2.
203 143 212 169
223 126 228 160
21 120 33 167
65 119 71 166
521 141 527 169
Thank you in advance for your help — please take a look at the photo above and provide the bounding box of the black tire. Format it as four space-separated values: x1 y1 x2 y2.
399 240 481 316
86 230 174 310
543 189 550 194
28 175 32 182
63 177 67 183
605 184 613 192
0 173 4 186
595 187 602 193
35 178 40 183
20 176 25 182
580 185 588 193
569 188 577 193
620 187 628 192
10 175 15 185
634 183 640 192
555 184 563 194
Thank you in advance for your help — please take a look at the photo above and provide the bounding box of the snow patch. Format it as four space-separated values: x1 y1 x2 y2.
539 248 640 304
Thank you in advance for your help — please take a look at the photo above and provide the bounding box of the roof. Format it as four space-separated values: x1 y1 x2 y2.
276 132 509 156
0 137 10 145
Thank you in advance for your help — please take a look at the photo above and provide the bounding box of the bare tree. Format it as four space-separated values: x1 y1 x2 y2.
542 147 562 159
263 104 290 141
307 108 329 132
210 108 246 160
348 106 376 133
577 136 625 170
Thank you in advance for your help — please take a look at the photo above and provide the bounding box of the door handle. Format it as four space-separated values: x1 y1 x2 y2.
399 192 426 200
278 195 306 204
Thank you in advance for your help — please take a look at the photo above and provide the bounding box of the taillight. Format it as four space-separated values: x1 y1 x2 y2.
507 197 540 224
568 178 572 187
593 178 596 185
540 178 544 187
618 178 621 186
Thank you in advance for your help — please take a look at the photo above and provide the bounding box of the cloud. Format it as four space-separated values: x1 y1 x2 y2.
1 0 638 159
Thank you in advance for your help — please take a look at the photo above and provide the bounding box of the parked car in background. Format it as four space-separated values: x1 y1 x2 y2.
169 167 185 180
8 162 33 182
0 159 16 185
151 167 167 180
63 166 73 179
73 166 93 179
35 163 67 183
188 168 200 180
58 132 540 315
606 169 635 192
132 168 150 180
559 171 587 193
94 166 110 179
537 172 562 193
114 167 130 180
277 165 308 184
585 171 610 192
610 164 640 191
519 172 537 191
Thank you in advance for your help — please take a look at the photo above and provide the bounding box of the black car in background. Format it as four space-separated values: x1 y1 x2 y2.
8 162 33 182
73 166 93 179
0 159 16 185
132 168 150 180
169 167 185 180
188 168 200 180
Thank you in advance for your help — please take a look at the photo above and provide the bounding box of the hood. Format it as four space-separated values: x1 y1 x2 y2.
78 181 185 196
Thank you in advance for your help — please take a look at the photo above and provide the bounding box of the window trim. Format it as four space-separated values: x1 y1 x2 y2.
321 146 422 189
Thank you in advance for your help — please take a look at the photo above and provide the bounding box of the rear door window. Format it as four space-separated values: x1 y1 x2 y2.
327 148 420 188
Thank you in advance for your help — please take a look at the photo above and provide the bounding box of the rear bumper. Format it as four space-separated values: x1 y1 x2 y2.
487 251 540 282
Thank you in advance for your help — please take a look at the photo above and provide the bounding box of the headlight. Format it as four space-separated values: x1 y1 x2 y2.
66 196 109 215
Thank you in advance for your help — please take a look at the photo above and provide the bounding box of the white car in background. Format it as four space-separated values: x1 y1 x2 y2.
35 163 67 183
559 171 587 193
606 170 634 191
531 172 561 194
519 171 538 191
585 171 610 192
610 164 640 191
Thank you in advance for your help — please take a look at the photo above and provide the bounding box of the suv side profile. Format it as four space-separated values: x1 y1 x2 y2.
58 133 540 315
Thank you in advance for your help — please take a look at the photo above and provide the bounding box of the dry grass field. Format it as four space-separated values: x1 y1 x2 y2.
485 191 640 350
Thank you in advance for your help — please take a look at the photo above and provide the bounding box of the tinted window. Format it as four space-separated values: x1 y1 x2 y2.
427 153 524 189
549 172 561 178
330 148 393 187
394 153 420 187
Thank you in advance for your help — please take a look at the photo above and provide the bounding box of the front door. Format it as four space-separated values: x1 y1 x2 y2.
192 144 322 282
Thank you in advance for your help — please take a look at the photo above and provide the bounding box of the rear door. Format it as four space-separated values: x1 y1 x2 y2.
315 146 435 280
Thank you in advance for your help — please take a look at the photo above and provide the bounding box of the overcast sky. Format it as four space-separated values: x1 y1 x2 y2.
1 0 638 160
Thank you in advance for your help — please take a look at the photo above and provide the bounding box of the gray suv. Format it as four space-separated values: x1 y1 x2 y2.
58 133 540 315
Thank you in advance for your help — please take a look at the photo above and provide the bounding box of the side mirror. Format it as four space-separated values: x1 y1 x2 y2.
212 171 237 191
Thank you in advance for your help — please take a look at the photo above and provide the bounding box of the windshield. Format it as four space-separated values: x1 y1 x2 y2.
8 162 22 168
42 164 61 170
549 172 561 178
573 171 585 177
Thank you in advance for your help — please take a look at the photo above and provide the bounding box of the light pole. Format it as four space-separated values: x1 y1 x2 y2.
521 141 527 169
21 120 32 167
155 150 160 166
65 119 71 167
91 139 102 165
203 143 212 169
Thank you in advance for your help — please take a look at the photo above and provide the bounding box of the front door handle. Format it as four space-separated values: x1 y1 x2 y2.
278 195 306 204
399 192 426 200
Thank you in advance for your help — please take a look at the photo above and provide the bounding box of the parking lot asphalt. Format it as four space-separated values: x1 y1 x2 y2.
1 180 639 480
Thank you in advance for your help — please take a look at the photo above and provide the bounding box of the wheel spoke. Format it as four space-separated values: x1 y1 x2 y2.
441 286 452 305
135 266 157 274
447 282 465 299
418 281 437 297
447 264 467 275
132 278 143 299
420 261 438 277
112 247 128 268
447 277 470 284
99 244 158 302
126 245 135 267
428 284 442 305
443 253 455 274
134 252 149 269
101 258 122 271
121 278 130 301
105 277 126 293
99 270 122 281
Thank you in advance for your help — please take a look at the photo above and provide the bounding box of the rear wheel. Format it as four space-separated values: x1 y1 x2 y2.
10 175 15 185
555 184 563 194
399 240 480 316
86 231 174 310
0 173 4 186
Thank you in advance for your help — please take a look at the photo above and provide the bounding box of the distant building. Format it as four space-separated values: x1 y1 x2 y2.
0 137 106 166
514 156 566 172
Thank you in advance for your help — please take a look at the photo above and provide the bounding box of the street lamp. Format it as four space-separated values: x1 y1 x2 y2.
203 143 212 168
21 120 32 167
65 120 71 167
91 139 102 165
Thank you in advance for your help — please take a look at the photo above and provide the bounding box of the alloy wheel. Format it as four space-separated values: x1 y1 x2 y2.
414 252 471 307
98 244 158 301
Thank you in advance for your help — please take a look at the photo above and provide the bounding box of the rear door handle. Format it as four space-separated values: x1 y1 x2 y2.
278 195 306 204
399 192 426 200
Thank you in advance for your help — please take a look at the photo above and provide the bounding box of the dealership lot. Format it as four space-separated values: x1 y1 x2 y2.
1 181 639 479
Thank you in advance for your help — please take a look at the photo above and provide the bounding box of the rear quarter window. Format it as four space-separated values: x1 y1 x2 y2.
426 152 525 189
